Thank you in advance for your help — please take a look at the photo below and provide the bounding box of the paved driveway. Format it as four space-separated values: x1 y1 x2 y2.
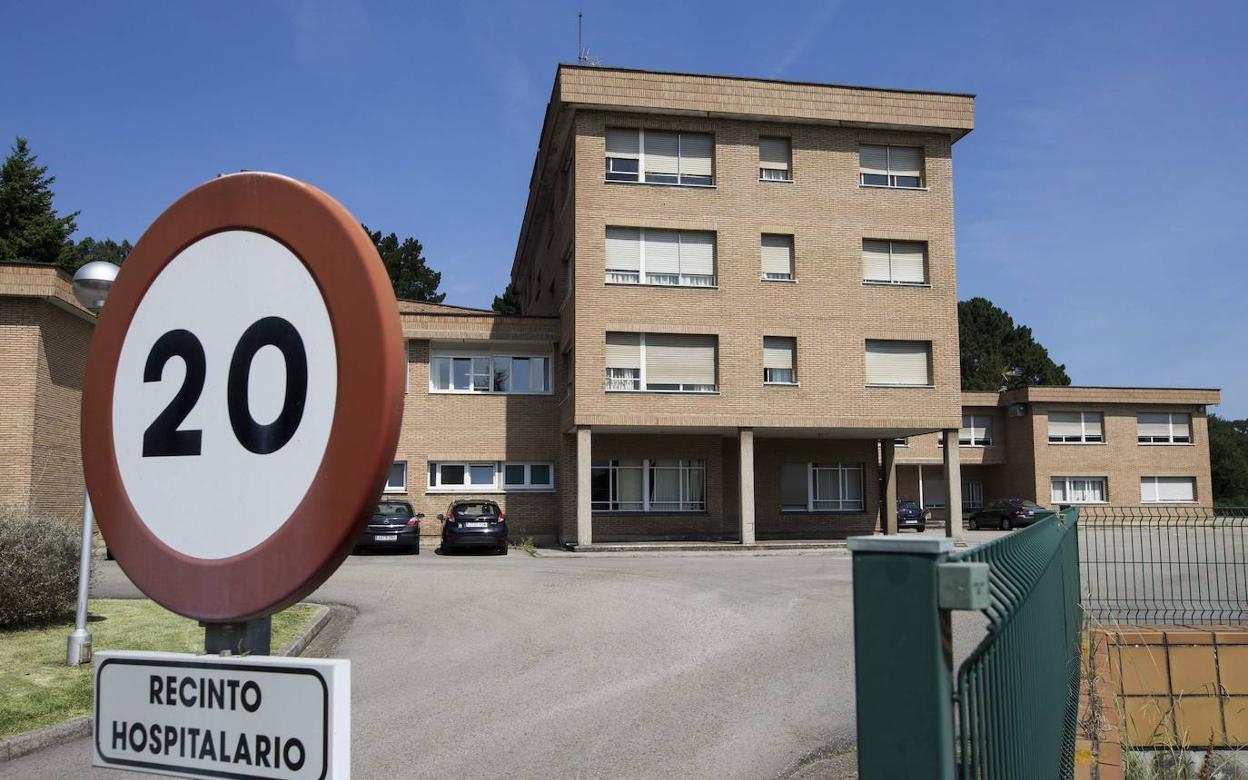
4 532 998 779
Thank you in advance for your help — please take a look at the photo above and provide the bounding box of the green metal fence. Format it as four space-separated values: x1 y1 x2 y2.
951 508 1083 779
849 508 1082 779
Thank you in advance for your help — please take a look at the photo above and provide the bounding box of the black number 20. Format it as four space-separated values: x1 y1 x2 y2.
141 316 308 457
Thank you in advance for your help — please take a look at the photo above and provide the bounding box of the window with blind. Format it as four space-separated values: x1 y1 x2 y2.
385 462 407 493
604 333 717 392
1048 411 1104 443
1140 476 1196 503
859 144 924 188
865 340 932 386
759 136 792 181
605 227 716 287
922 474 947 509
605 128 714 186
962 480 984 511
429 351 551 394
1137 412 1192 444
761 234 795 281
763 336 796 384
1051 476 1108 504
781 463 864 512
959 413 993 446
428 461 554 492
862 239 927 285
591 458 705 512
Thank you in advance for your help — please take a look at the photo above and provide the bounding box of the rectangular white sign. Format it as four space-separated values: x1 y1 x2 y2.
93 651 349 779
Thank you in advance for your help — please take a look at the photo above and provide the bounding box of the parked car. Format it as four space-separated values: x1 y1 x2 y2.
967 499 1045 531
897 500 926 532
354 500 423 554
439 500 508 554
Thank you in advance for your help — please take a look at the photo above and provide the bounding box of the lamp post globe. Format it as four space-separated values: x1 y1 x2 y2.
71 260 120 314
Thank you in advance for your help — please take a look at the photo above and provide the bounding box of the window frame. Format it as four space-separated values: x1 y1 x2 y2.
763 335 798 386
861 238 929 286
384 461 407 494
427 461 555 493
758 136 793 182
1047 411 1105 444
958 413 994 447
605 128 716 188
604 226 717 288
1140 476 1197 504
864 340 934 388
760 233 796 282
591 458 706 512
780 462 865 513
962 480 984 511
429 351 552 395
1050 476 1109 505
1137 412 1193 445
604 333 718 394
858 144 926 189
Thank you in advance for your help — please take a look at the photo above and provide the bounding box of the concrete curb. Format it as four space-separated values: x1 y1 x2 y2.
0 602 332 764
534 546 851 559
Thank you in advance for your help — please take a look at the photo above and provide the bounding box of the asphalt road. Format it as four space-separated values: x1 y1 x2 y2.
3 531 999 779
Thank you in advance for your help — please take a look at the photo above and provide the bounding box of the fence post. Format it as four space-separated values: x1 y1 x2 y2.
849 535 955 779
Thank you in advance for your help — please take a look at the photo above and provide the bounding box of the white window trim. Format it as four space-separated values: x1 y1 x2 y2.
861 239 929 286
605 227 717 288
591 459 706 513
1137 412 1194 445
429 352 553 395
958 414 993 447
1050 476 1109 505
858 144 927 189
384 461 407 494
604 333 718 394
781 463 865 513
1047 411 1105 445
605 128 716 188
427 461 555 494
1140 476 1198 504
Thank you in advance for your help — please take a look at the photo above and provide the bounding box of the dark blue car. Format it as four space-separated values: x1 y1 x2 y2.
898 500 926 532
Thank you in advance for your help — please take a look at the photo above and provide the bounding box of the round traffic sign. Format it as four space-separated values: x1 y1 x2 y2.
81 173 405 621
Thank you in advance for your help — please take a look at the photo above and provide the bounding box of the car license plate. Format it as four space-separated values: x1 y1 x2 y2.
374 534 398 542
465 522 489 528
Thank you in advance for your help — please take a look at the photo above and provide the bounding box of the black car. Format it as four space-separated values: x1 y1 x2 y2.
967 499 1045 531
897 500 926 532
440 500 508 554
355 500 423 554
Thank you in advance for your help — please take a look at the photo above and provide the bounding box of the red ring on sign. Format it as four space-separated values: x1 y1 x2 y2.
81 173 404 621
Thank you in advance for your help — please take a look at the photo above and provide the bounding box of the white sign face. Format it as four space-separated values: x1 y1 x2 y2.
94 651 350 779
111 230 338 559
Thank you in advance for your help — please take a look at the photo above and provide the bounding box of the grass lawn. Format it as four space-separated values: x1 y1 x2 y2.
0 599 319 740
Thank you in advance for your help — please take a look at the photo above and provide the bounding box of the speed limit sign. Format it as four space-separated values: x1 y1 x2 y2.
81 173 405 621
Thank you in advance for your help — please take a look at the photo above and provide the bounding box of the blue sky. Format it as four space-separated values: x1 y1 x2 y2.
3 1 1245 415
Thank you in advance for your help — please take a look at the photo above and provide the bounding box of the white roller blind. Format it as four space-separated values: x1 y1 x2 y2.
1158 477 1195 502
1138 413 1171 438
1172 414 1192 439
763 337 795 370
891 241 926 283
605 333 641 369
762 234 794 277
860 144 888 175
679 133 713 177
1085 413 1104 438
865 340 931 386
646 334 715 386
759 137 791 171
679 232 715 276
644 131 679 175
606 128 639 158
862 240 892 281
605 227 641 271
1049 412 1083 438
643 230 680 275
888 146 923 177
961 414 987 441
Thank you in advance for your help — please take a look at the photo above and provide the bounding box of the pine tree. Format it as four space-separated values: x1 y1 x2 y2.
362 224 445 303
0 137 78 267
491 282 521 314
958 297 1071 391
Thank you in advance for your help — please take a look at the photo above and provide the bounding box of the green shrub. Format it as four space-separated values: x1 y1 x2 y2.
0 506 83 629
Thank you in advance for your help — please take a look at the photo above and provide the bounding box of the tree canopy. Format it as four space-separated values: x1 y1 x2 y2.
362 225 444 303
1210 415 1248 506
0 137 79 268
491 282 521 315
958 297 1070 391
70 236 132 270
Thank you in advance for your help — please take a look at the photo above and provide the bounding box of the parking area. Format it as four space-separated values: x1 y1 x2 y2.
4 530 1000 780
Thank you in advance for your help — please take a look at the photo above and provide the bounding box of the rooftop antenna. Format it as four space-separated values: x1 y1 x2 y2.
577 12 601 65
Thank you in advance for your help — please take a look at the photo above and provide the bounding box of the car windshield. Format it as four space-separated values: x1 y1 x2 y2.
899 501 920 510
375 503 412 517
453 503 499 518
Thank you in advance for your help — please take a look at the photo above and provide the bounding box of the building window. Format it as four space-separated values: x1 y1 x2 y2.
605 128 714 186
893 438 909 447
759 136 792 181
605 227 715 287
763 336 796 384
862 239 927 285
428 461 554 492
1051 476 1108 504
1140 476 1196 503
781 463 864 512
385 462 407 493
959 414 993 447
591 459 705 512
859 144 924 188
1137 412 1192 444
962 480 984 511
865 340 932 387
429 352 550 394
605 332 717 393
922 472 946 510
761 234 795 281
1048 411 1104 444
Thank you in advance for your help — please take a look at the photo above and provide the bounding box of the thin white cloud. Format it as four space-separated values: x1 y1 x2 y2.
770 2 842 77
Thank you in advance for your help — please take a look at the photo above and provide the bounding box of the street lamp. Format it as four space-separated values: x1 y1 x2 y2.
67 260 120 666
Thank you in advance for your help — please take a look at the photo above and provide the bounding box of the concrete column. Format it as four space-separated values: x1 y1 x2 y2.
881 439 898 535
942 429 965 542
739 428 756 545
576 426 593 547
